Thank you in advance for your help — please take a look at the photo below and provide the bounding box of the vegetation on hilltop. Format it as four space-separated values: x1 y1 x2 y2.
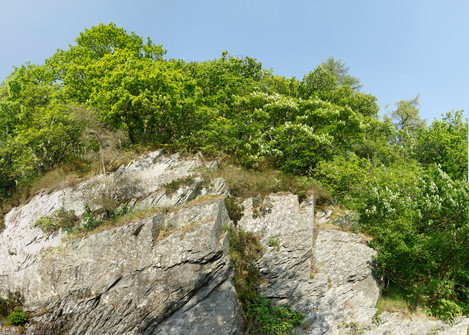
0 23 467 320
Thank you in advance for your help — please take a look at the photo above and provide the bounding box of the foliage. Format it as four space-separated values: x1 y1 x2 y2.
313 153 370 204
32 207 79 234
88 52 189 144
413 110 468 180
269 236 281 251
113 204 130 217
246 296 304 335
81 203 102 231
358 165 469 319
7 307 28 326
224 197 245 225
320 57 362 91
391 95 426 132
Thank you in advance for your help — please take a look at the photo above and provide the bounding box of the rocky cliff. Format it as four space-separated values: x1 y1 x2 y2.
0 151 467 334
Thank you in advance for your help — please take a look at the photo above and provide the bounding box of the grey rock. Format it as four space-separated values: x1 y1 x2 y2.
238 194 314 283
239 197 379 335
0 151 467 335
0 151 240 335
315 209 333 225
23 199 238 334
365 313 469 335
153 278 242 335
0 326 19 335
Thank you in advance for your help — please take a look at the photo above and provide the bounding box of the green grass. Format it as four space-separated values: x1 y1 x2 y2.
375 286 429 318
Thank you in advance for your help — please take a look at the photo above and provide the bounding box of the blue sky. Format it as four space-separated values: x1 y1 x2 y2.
0 0 467 122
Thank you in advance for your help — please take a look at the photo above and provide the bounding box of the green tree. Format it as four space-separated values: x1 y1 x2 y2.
359 165 469 319
88 50 188 144
413 111 468 180
391 95 426 131
299 66 337 100
258 72 299 97
46 22 166 103
320 57 362 91
184 52 264 114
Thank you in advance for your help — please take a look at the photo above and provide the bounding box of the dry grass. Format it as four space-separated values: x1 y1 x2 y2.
0 158 94 231
184 194 224 206
156 221 199 242
62 194 226 242
62 206 164 242
200 162 325 203
0 146 158 231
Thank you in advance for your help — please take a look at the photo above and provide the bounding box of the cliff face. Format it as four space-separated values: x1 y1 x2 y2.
0 151 467 335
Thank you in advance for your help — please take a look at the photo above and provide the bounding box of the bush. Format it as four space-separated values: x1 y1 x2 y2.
224 197 245 225
7 307 28 326
313 153 369 205
81 203 102 231
358 165 469 320
32 207 79 234
247 296 304 335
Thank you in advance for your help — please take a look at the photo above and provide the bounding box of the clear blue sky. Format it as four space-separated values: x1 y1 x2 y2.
1 0 467 122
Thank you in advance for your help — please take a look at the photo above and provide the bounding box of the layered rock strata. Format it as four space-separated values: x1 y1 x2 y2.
0 151 467 334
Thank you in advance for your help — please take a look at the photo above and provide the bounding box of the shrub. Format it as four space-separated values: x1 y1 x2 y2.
224 197 245 225
247 296 304 335
7 307 28 326
32 207 79 234
358 165 469 320
81 203 102 231
114 204 129 217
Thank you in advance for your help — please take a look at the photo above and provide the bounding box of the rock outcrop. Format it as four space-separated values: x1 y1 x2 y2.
0 151 467 334
0 151 241 334
238 196 379 334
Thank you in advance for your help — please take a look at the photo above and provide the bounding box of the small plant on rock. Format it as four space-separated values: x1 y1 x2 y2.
269 236 281 251
224 197 245 225
337 320 371 335
226 227 305 334
81 203 102 231
7 307 28 326
247 296 305 335
162 176 195 195
32 207 79 234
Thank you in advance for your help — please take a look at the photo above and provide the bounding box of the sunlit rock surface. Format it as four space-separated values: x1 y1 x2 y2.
0 151 466 334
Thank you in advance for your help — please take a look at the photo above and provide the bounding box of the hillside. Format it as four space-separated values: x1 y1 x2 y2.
0 151 467 334
0 22 467 329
